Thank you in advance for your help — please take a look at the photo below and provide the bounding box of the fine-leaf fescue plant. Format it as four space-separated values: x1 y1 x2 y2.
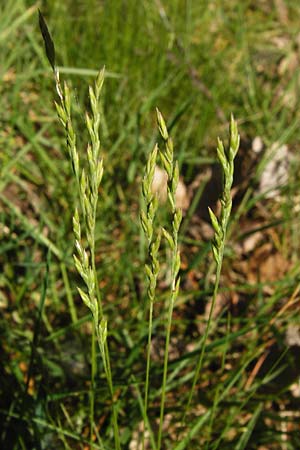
2 2 300 448
40 10 241 449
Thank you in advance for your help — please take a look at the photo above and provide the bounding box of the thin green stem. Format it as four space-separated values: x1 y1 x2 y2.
157 288 177 449
184 245 224 418
95 327 120 450
90 321 96 447
143 300 154 450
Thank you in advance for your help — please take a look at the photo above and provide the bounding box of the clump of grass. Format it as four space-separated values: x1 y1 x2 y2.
1 3 299 448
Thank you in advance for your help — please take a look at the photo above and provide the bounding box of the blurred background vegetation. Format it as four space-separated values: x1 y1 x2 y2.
1 0 300 448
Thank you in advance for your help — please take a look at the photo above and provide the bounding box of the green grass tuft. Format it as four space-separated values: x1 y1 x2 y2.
1 2 300 449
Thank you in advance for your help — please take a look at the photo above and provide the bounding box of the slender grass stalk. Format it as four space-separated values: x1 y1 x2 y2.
90 321 96 445
39 12 120 449
140 144 161 449
184 115 240 418
156 109 182 450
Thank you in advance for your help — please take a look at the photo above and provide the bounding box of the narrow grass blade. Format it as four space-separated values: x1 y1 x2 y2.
234 403 263 450
38 10 56 71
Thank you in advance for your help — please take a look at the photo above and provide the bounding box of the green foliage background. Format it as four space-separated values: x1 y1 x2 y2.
1 0 300 448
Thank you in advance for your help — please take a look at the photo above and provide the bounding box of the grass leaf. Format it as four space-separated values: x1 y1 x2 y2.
38 9 56 71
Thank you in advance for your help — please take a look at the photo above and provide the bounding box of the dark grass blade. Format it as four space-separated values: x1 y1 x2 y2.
38 9 56 71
